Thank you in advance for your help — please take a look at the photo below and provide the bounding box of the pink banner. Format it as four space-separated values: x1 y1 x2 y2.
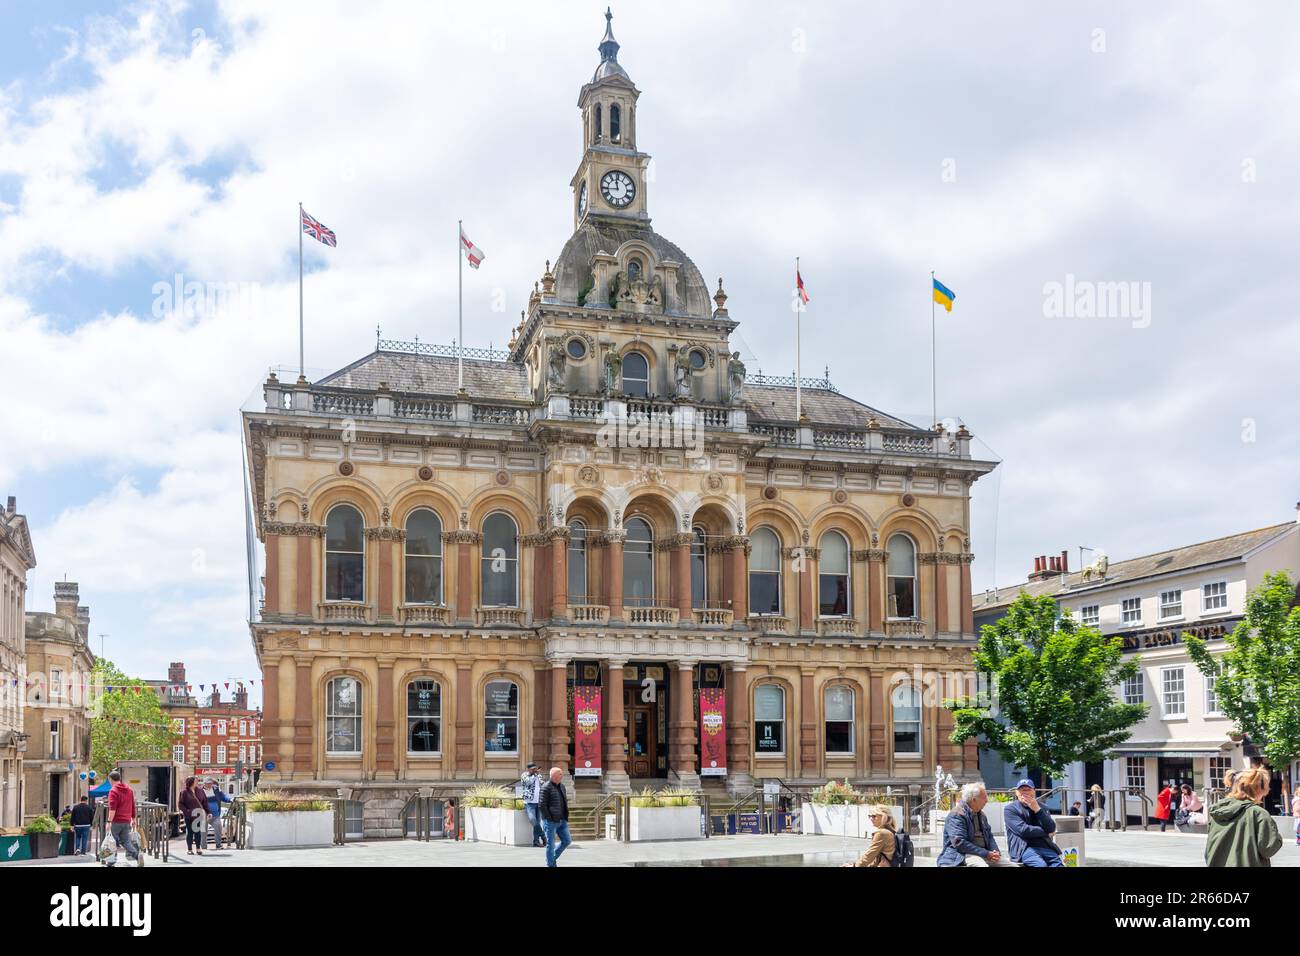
573 686 602 777
699 688 727 776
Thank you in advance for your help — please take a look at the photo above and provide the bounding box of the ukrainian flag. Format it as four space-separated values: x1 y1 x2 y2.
932 277 955 312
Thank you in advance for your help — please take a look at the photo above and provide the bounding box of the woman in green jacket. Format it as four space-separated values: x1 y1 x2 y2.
1205 767 1283 867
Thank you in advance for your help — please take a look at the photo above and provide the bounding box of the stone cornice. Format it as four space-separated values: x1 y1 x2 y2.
442 530 483 545
263 522 325 537
364 527 406 541
655 533 695 551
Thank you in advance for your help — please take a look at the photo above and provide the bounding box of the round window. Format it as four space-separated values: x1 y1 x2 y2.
688 349 707 370
566 338 587 360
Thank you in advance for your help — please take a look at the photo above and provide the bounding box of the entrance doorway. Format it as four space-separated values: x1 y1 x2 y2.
48 773 62 817
624 687 660 779
1157 758 1194 790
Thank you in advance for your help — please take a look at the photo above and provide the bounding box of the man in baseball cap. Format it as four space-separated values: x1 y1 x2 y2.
1005 780 1064 867
521 762 545 847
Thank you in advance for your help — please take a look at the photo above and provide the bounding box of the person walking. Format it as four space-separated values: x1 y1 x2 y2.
521 763 546 848
847 806 897 867
69 796 94 855
179 776 207 856
1005 779 1064 867
203 780 231 849
538 767 572 867
105 769 143 867
1154 782 1174 832
1291 787 1300 847
443 798 458 840
936 782 1017 867
1088 783 1107 831
1206 767 1283 867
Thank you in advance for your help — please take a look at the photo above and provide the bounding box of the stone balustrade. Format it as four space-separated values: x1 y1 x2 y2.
476 607 528 627
747 614 791 635
691 608 734 627
626 605 680 626
397 604 452 626
817 617 860 637
568 604 611 624
885 619 926 638
317 601 370 624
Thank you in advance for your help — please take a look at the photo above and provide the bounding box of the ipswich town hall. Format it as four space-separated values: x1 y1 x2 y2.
242 11 997 836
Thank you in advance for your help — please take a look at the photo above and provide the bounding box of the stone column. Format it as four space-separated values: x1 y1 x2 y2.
795 546 816 633
261 658 281 773
293 658 313 779
867 549 886 634
373 531 396 623
724 664 752 794
375 662 396 779
728 537 749 622
455 663 474 779
934 555 949 635
960 553 975 636
296 533 315 618
263 531 281 616
548 661 570 775
550 530 569 620
602 661 629 793
869 670 887 778
448 531 479 626
667 662 700 788
670 534 692 619
799 668 817 777
605 531 625 622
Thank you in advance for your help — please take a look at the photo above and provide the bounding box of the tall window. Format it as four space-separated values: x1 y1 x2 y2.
405 509 444 604
754 684 785 755
621 352 649 397
200 719 211 734
49 720 61 760
1125 757 1146 795
217 720 227 736
824 685 854 754
1205 672 1221 716
1160 589 1182 619
239 745 246 763
325 504 365 602
749 527 782 615
1080 604 1100 626
1203 581 1228 612
1123 673 1145 706
690 526 708 608
173 745 185 763
407 679 442 754
484 680 519 753
594 103 602 142
216 745 227 764
623 517 655 605
480 512 519 607
886 534 917 619
326 676 362 755
201 745 211 764
1121 597 1142 625
891 683 921 754
1161 666 1186 717
818 531 850 616
609 103 621 142
50 669 62 699
568 520 588 601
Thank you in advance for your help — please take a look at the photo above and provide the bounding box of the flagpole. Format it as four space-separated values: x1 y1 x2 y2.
796 256 802 423
457 219 464 393
931 269 937 429
298 202 304 378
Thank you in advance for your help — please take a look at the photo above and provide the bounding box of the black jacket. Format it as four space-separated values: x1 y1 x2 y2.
70 803 95 827
538 779 568 823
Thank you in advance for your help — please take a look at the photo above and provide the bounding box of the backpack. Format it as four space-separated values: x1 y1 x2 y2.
890 831 914 868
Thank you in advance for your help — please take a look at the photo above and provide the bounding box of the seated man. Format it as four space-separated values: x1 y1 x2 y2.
936 782 1018 867
1004 779 1064 867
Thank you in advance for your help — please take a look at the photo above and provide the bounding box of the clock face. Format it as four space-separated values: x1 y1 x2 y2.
577 181 587 218
600 170 636 208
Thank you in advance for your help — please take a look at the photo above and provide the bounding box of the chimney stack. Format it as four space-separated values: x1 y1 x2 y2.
1060 550 1069 573
5 496 14 515
168 662 187 685
53 581 80 620
75 606 90 640
209 688 221 707
235 686 249 710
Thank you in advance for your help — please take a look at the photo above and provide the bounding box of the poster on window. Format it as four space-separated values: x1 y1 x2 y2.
573 686 602 777
699 688 727 776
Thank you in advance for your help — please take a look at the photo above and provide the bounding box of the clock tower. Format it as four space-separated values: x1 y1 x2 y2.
571 9 650 229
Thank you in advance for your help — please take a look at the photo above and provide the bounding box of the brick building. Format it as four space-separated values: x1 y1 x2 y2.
152 663 262 795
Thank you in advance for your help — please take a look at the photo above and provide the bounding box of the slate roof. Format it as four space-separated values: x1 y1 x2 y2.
316 350 532 402
738 384 918 430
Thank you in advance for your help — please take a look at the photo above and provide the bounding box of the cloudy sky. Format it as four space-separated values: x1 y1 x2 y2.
3 1 1297 699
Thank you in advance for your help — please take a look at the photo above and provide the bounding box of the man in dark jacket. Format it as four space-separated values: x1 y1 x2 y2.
70 796 95 855
936 782 1017 867
538 767 572 867
1004 779 1063 867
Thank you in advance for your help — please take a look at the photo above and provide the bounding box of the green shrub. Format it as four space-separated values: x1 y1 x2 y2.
656 787 699 807
26 815 60 834
462 784 516 809
630 786 660 808
244 788 331 813
809 779 865 806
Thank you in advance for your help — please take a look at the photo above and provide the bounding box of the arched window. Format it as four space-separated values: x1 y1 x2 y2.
621 352 649 398
610 103 621 142
404 509 443 605
754 684 785 755
627 257 642 283
887 533 917 619
690 525 708 609
325 504 365 602
326 676 362 755
623 516 654 606
825 685 854 754
749 527 782 615
818 531 850 617
484 680 519 753
481 512 518 607
568 519 588 602
594 103 602 142
406 679 441 754
892 682 921 755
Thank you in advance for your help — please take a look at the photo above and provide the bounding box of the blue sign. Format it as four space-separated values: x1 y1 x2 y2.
264 761 276 771
737 812 761 834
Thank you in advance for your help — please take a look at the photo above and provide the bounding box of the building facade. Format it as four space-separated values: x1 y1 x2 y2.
22 582 95 821
242 13 997 834
976 513 1300 811
151 663 262 795
0 496 36 830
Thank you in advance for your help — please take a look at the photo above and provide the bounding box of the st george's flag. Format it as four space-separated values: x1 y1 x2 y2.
460 226 486 269
796 265 810 304
933 277 955 312
300 208 337 247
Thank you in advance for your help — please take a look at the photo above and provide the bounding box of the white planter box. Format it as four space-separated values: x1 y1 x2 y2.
934 801 1010 835
802 803 905 838
245 810 334 849
465 807 534 846
628 805 702 841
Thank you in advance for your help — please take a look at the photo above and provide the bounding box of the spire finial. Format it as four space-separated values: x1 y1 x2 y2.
599 7 619 62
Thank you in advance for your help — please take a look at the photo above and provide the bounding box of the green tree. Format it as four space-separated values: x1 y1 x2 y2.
1186 571 1300 773
946 593 1148 779
89 658 171 777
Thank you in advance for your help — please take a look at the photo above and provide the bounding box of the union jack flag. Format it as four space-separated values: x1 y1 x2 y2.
301 208 337 247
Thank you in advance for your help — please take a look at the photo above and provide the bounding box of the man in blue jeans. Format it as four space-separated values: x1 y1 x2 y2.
1004 779 1064 867
537 767 572 867
521 763 546 847
70 796 95 854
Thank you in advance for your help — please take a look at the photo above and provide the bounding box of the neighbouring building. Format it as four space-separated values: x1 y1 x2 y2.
241 12 998 835
22 582 95 821
150 662 261 795
975 509 1300 812
0 496 36 830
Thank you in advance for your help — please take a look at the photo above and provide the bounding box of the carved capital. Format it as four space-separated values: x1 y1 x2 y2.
264 521 325 537
364 527 406 541
443 530 483 545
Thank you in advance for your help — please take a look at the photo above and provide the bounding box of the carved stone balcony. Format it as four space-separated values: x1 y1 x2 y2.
626 606 680 626
397 604 451 626
885 619 926 638
476 607 528 627
317 602 370 624
747 614 792 635
568 604 611 625
817 617 860 637
691 608 734 628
